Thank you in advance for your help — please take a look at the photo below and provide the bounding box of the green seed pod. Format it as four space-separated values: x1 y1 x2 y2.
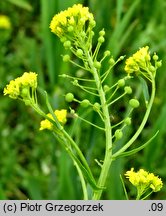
124 117 131 125
73 80 78 86
63 55 70 62
153 54 159 61
60 37 67 43
119 56 125 61
104 50 111 56
149 65 156 72
76 49 83 57
81 99 90 107
129 99 140 108
65 93 74 102
70 109 75 114
63 40 71 49
98 36 105 43
109 58 115 65
89 20 96 27
115 129 123 140
156 60 162 68
124 86 132 94
118 79 125 87
104 85 110 92
24 99 31 106
99 29 105 36
93 102 100 111
94 61 101 69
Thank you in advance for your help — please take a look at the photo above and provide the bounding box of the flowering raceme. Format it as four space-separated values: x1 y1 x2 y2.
40 109 67 131
50 4 95 38
3 72 37 99
125 168 163 197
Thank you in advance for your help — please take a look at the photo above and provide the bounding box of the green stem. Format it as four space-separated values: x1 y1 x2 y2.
74 162 88 200
112 75 155 159
83 50 113 200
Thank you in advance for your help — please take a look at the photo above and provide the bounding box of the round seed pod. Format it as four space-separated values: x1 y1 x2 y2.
115 129 123 140
81 99 90 107
98 36 105 43
129 99 140 108
124 86 132 94
76 49 83 57
118 79 125 87
94 61 101 69
63 55 70 62
65 93 74 102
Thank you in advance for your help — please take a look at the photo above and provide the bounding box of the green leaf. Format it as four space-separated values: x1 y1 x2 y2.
7 0 32 11
115 131 159 159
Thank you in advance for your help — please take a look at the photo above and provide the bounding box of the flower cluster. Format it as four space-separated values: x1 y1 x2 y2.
124 46 161 79
50 4 95 38
3 72 37 99
40 109 67 130
125 168 163 196
0 15 11 29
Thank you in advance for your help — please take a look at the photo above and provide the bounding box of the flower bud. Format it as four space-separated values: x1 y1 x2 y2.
65 93 74 102
60 37 67 43
115 129 123 140
70 109 75 114
129 99 140 108
124 86 132 94
81 99 90 107
149 65 155 73
118 79 125 87
67 26 74 32
21 88 29 97
73 80 78 86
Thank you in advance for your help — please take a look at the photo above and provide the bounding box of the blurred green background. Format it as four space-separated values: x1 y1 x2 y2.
0 0 166 199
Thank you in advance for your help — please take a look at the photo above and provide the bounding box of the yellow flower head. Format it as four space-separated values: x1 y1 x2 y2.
50 4 95 38
3 72 38 99
39 109 67 131
0 15 11 29
125 168 163 196
124 46 151 74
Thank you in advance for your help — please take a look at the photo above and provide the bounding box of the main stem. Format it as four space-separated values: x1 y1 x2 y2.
84 51 113 199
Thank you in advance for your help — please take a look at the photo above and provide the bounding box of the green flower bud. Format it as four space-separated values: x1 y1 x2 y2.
63 54 70 62
99 29 105 36
93 102 100 111
129 99 140 108
21 88 29 97
63 40 71 49
60 37 67 43
118 79 125 87
81 99 90 107
24 99 31 106
76 49 83 57
98 36 105 43
94 61 101 69
124 86 132 94
119 56 125 61
149 65 155 72
124 117 131 125
89 20 96 27
115 129 123 140
67 26 74 32
65 93 74 102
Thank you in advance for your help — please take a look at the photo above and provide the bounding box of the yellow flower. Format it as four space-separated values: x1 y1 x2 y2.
125 168 163 197
124 46 151 74
50 4 94 38
39 109 67 131
0 15 11 29
3 72 38 99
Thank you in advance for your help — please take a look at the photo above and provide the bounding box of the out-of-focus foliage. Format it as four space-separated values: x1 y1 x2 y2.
0 0 166 199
